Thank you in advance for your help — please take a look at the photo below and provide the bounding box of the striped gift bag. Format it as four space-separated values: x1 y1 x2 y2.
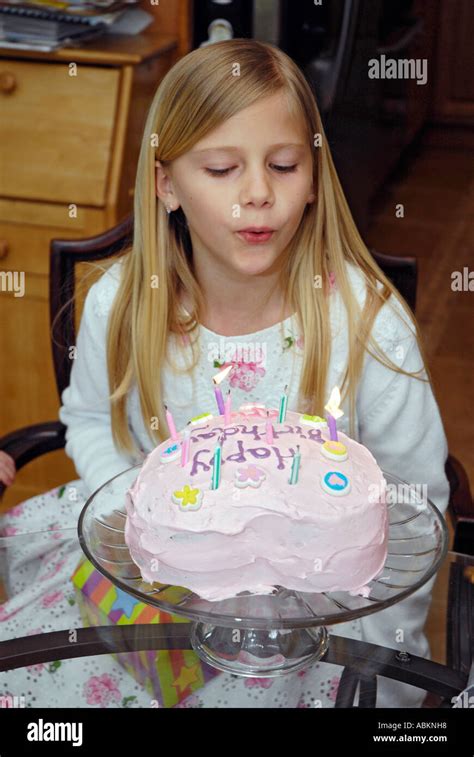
70 556 221 707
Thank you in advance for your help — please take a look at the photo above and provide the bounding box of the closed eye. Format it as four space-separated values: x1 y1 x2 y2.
204 164 298 177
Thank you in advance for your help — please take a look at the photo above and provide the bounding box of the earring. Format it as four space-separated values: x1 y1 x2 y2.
165 203 171 214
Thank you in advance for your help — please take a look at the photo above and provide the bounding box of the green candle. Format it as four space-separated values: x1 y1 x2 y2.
279 384 288 423
211 434 223 490
289 444 301 485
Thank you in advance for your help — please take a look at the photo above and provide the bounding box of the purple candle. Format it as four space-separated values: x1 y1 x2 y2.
326 412 338 441
212 365 233 415
213 381 225 414
324 386 343 442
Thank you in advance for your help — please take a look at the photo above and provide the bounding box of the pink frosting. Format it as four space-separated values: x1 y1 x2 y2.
124 407 389 601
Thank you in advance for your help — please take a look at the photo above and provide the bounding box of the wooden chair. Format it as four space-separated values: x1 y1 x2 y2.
0 215 472 693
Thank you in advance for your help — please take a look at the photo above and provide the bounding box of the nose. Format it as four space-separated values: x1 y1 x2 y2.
239 165 275 208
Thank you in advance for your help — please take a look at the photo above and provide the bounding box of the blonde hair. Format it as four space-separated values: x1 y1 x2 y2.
83 39 432 457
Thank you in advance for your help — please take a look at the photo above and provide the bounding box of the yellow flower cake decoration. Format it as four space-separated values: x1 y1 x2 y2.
171 483 203 511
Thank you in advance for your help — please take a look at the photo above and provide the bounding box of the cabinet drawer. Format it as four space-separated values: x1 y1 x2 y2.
0 220 85 276
0 60 120 206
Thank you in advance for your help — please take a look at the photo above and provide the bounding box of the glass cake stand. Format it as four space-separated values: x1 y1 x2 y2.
78 466 448 677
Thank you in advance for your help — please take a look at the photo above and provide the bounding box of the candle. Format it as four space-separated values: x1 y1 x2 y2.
324 386 344 442
164 403 179 441
212 365 233 415
180 422 191 467
265 410 274 444
224 389 232 425
289 444 301 485
278 384 288 423
211 434 223 490
213 380 225 415
326 412 338 441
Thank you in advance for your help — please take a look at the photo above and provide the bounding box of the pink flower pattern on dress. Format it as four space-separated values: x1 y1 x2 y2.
328 675 341 701
229 362 266 392
83 673 121 707
244 677 274 689
26 662 45 674
41 590 64 608
8 503 25 517
211 314 304 392
0 526 18 536
40 558 67 582
47 523 63 540
0 606 17 622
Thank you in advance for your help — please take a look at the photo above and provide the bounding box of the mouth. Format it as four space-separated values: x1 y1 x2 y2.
236 229 275 244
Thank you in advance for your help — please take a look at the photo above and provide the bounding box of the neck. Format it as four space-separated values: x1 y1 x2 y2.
184 244 291 336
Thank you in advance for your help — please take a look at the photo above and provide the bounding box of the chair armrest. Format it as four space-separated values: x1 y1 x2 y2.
447 556 474 679
0 421 66 499
446 454 474 524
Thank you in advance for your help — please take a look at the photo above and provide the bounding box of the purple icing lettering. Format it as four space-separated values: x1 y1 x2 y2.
225 439 247 464
189 448 212 476
307 429 324 444
192 430 218 441
272 424 294 438
239 424 263 441
212 425 241 443
270 446 294 470
247 446 272 461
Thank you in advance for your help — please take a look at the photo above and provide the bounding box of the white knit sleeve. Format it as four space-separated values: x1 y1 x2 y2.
357 299 450 517
58 262 137 497
355 299 450 706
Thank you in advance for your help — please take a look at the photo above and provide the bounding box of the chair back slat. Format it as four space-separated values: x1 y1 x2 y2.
49 213 133 399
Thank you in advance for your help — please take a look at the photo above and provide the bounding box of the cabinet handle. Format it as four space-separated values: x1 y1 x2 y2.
0 239 9 260
0 71 17 94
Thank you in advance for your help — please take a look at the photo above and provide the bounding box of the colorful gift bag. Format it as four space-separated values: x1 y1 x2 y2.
70 556 221 707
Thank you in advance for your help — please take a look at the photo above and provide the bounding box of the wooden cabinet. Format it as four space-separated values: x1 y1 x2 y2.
0 2 192 510
432 0 474 125
0 62 121 205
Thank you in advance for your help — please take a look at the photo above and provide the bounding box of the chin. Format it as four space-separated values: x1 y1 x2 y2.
234 256 279 276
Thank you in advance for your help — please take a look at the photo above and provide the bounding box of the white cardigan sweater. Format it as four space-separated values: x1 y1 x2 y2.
59 258 451 707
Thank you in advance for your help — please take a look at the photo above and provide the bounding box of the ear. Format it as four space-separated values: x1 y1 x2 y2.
155 160 179 211
307 192 316 204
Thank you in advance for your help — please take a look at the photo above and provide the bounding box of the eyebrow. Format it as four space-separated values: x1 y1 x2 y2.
191 142 306 155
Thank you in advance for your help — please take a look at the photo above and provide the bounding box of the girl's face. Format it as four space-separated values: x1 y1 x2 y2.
155 92 315 279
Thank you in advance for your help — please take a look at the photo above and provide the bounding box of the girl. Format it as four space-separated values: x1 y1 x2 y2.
0 39 450 708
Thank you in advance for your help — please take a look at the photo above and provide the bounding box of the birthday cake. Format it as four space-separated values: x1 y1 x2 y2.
124 403 389 602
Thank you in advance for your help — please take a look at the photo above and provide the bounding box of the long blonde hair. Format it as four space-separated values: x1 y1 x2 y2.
93 38 431 457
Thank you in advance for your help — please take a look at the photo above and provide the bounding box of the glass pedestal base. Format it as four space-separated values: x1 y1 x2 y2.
190 622 329 677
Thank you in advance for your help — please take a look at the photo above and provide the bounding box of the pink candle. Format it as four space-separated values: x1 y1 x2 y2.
180 423 191 467
164 403 179 441
266 410 274 444
224 389 231 425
